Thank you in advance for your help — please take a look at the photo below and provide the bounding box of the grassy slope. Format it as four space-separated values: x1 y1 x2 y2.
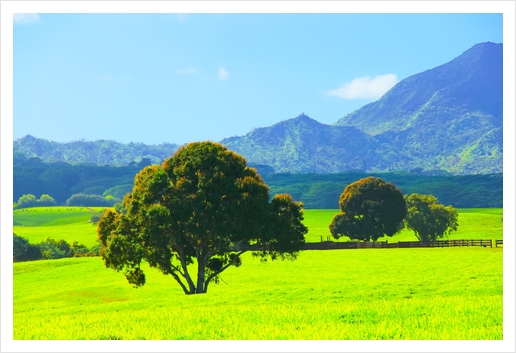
13 247 502 340
13 207 107 248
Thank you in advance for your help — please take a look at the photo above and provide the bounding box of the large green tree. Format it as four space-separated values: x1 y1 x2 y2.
404 193 459 241
98 142 307 295
329 177 407 242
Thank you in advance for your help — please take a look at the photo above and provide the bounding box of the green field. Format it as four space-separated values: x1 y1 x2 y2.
14 248 502 340
12 207 504 340
13 207 107 248
13 207 503 247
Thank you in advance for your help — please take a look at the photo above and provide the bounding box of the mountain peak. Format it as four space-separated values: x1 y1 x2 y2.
295 113 311 120
287 113 321 126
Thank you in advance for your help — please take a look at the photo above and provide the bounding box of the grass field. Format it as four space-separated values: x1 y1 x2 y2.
13 207 503 247
13 207 107 248
14 248 502 340
12 206 504 340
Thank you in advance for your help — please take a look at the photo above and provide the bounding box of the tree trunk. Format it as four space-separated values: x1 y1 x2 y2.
196 258 207 294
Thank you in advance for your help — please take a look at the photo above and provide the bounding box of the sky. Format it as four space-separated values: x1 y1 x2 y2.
12 11 504 145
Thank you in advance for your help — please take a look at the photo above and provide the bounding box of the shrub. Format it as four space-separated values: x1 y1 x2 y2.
16 194 38 209
38 238 74 259
38 194 57 206
13 234 42 262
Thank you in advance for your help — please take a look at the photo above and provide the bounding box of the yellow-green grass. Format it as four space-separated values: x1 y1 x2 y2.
13 207 107 248
14 247 502 340
302 208 503 243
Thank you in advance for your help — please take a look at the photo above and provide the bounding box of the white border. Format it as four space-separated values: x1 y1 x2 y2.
2 1 515 352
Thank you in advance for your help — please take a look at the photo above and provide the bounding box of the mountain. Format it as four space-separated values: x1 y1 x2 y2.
222 114 404 173
14 135 179 166
223 42 502 174
334 42 502 174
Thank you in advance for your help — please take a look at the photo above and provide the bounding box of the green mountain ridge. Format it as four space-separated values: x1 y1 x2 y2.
221 114 399 173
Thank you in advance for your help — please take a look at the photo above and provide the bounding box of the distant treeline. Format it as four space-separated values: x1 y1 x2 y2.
14 157 502 208
262 172 502 209
14 234 100 262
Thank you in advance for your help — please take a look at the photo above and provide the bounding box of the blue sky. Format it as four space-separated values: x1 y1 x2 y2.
13 12 503 145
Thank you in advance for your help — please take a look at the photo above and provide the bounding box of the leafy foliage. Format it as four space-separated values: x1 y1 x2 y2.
404 194 459 241
13 234 98 262
15 194 38 209
329 177 407 242
13 234 42 262
38 194 57 206
97 142 307 294
15 193 57 209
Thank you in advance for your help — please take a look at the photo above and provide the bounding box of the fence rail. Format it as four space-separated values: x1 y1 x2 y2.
398 239 493 248
232 239 501 251
303 239 497 250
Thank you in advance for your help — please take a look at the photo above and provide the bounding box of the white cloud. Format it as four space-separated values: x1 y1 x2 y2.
218 68 229 80
328 74 398 99
176 68 200 75
13 13 41 25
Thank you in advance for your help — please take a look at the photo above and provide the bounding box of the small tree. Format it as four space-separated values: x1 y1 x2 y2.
329 177 407 242
13 234 42 262
404 193 459 241
98 141 307 295
38 194 57 206
16 194 38 209
38 238 74 259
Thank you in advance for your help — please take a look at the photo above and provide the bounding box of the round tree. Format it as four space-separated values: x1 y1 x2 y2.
98 141 307 295
329 177 407 242
404 193 459 241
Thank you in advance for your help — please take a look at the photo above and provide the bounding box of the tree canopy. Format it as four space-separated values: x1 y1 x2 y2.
97 141 307 295
329 176 407 242
404 193 459 241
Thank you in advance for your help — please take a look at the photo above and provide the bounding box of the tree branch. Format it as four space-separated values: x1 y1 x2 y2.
169 271 189 294
204 250 246 289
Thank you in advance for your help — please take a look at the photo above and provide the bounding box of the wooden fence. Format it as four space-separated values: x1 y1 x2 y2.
398 239 493 248
232 239 501 251
302 239 497 250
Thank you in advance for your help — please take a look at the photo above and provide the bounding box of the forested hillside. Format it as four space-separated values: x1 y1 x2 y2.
14 135 179 166
14 156 502 208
